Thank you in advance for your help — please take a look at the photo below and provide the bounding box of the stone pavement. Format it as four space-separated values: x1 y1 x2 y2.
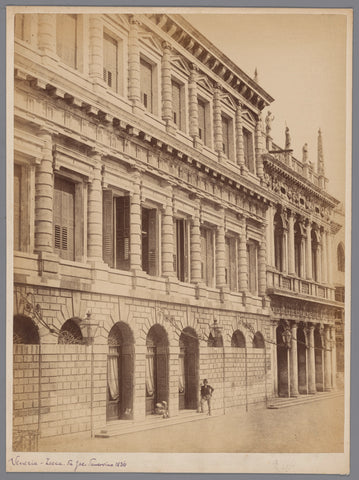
38 394 344 453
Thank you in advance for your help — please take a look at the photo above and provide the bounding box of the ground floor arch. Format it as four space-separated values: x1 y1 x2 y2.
276 324 289 397
297 326 307 394
146 324 169 415
107 322 135 421
314 328 324 392
179 327 199 410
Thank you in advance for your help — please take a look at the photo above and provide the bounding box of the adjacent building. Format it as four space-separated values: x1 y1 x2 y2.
12 12 344 448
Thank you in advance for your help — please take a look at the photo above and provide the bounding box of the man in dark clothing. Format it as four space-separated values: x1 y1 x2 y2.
200 379 214 415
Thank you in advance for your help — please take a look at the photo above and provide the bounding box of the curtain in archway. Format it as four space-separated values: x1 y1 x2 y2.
146 351 154 396
107 346 119 401
178 354 185 393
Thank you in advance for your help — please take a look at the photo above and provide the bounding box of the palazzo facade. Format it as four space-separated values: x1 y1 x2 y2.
12 12 343 446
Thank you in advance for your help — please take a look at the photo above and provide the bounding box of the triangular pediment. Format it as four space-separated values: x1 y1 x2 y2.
221 93 236 111
139 32 163 55
242 110 256 125
171 56 190 75
197 76 214 94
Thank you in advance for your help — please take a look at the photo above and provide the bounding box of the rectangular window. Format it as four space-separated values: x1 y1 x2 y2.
247 241 258 294
140 58 153 113
243 128 255 173
222 115 230 157
172 80 183 130
201 227 214 287
14 164 22 251
103 32 118 92
56 14 77 69
225 236 237 291
103 191 130 270
142 207 157 275
198 99 206 145
53 177 75 260
174 219 188 282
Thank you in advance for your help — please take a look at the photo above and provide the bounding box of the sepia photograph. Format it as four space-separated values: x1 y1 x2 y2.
6 6 352 474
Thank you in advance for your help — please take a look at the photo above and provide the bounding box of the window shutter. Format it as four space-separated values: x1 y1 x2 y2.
103 33 118 92
53 177 75 261
56 14 77 69
183 221 189 282
116 196 130 270
200 229 207 283
103 189 114 267
148 209 157 276
140 58 153 112
173 220 177 273
14 165 21 251
207 230 214 287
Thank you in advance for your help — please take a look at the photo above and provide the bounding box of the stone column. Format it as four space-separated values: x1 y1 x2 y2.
306 220 313 280
300 236 306 279
258 239 267 296
290 323 299 396
317 235 322 283
162 194 174 277
35 130 54 253
190 209 202 284
327 231 333 285
238 230 248 292
282 229 288 274
288 212 295 275
213 85 223 159
38 14 56 55
266 205 275 267
307 324 316 394
161 42 174 131
130 177 142 271
128 16 142 114
215 220 226 288
89 16 103 81
324 325 332 390
235 102 245 170
321 229 328 283
255 113 264 179
331 326 337 389
188 66 199 141
87 156 103 260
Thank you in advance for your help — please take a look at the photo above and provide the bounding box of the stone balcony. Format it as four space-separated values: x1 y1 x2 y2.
266 268 336 303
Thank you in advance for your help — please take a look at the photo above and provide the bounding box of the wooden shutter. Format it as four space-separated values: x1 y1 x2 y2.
183 221 189 282
14 165 21 251
200 229 207 283
198 100 206 143
229 238 237 291
207 230 214 287
103 189 114 267
116 196 130 270
53 177 75 261
103 32 118 91
121 352 133 414
140 58 153 112
148 209 157 276
156 350 168 404
56 14 77 68
172 81 181 126
222 116 229 155
173 220 178 274
248 243 258 293
225 237 230 286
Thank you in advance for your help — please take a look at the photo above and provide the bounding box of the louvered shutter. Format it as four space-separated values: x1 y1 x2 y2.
148 209 157 276
116 196 130 270
140 58 153 112
53 177 75 260
103 33 118 91
103 189 114 267
14 165 21 251
156 348 168 404
207 230 214 287
173 220 178 274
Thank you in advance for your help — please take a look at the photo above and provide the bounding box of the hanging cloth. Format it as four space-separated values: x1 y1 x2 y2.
146 350 154 397
107 347 120 401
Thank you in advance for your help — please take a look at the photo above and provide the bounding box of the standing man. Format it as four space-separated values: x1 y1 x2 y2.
200 379 214 416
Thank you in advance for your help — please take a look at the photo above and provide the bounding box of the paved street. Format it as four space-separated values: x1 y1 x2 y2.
39 395 344 453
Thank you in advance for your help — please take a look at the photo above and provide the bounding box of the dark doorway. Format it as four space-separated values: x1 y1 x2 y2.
146 324 169 415
179 327 199 410
106 322 134 421
314 328 324 391
276 325 289 397
297 327 307 394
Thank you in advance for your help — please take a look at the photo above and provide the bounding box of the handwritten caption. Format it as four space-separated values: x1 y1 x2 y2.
10 455 127 472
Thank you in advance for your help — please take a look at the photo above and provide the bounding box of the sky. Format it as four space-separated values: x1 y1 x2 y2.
182 11 350 204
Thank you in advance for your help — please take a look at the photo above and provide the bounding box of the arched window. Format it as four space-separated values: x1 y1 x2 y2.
231 330 246 348
311 228 320 282
58 319 84 344
274 212 284 272
337 243 345 272
252 331 265 349
13 315 40 344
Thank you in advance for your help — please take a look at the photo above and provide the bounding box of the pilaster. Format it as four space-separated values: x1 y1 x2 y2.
235 102 245 172
306 220 313 280
288 212 295 275
255 113 264 179
238 229 248 292
290 322 299 396
213 85 224 160
161 42 175 133
162 192 175 277
87 155 103 261
215 217 226 288
188 65 199 144
38 14 56 56
130 176 142 271
128 16 142 115
324 325 332 391
258 239 267 296
306 324 316 394
89 16 103 82
190 206 202 284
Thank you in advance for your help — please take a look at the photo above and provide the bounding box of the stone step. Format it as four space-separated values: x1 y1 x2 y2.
95 409 217 438
267 391 343 409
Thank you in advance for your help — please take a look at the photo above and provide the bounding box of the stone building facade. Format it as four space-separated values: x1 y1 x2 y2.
12 12 343 445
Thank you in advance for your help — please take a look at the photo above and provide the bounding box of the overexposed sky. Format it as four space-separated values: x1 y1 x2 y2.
183 11 349 203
